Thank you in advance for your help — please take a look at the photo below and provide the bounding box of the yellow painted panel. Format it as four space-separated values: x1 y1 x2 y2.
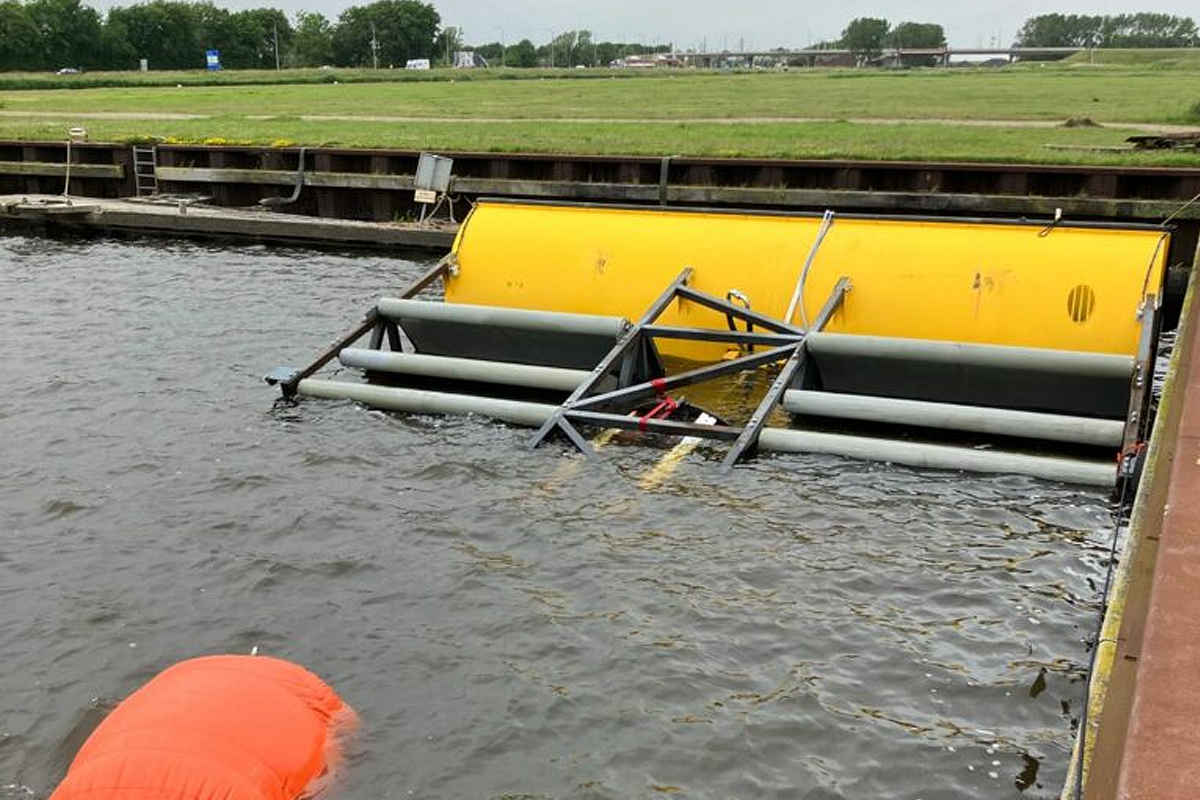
447 201 1167 360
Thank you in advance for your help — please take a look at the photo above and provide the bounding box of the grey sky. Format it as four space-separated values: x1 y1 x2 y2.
86 0 1200 48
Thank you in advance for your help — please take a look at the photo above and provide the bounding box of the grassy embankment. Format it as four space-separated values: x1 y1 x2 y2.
0 57 1197 165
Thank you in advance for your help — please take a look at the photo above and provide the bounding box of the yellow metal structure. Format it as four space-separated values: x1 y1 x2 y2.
447 201 1168 361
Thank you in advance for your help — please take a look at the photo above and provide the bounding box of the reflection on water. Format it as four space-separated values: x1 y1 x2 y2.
0 235 1115 799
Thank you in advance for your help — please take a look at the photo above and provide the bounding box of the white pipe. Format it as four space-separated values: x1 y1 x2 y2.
784 209 835 329
339 349 588 392
376 298 628 339
783 390 1125 447
296 379 1115 486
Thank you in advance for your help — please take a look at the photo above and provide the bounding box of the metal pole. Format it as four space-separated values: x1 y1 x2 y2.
339 349 590 392
62 136 71 197
295 379 1116 486
784 390 1125 447
370 22 378 69
274 21 280 70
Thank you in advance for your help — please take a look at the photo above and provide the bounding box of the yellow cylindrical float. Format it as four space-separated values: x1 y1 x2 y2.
448 201 1168 360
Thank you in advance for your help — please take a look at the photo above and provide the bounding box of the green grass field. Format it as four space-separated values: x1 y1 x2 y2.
1 60 1198 164
1061 47 1200 68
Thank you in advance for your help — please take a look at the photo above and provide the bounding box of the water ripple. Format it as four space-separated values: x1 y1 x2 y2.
0 234 1112 800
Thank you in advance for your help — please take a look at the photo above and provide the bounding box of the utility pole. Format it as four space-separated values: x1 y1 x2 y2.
545 28 554 68
370 22 379 69
496 26 505 67
273 20 280 70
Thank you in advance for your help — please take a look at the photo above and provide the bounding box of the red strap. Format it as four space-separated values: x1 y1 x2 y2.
650 377 668 396
638 396 679 431
1117 441 1148 463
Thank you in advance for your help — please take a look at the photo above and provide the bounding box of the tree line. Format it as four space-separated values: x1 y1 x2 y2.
0 0 667 71
0 2 1196 73
0 0 446 71
1014 13 1198 48
472 31 671 69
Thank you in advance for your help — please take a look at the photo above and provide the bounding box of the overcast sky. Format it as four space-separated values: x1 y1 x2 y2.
86 0 1200 48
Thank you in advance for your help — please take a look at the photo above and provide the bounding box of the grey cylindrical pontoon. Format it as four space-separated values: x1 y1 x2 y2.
377 298 628 338
297 379 1115 486
783 389 1125 447
805 333 1135 378
377 298 629 371
299 379 552 427
339 348 589 392
755 427 1114 487
803 332 1135 418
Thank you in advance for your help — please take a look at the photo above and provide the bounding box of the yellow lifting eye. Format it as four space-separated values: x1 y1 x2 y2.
1067 284 1096 323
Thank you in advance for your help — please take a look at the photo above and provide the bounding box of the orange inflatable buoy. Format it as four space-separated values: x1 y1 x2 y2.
50 655 354 800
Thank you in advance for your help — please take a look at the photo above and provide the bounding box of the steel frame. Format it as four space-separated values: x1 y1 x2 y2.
266 254 454 396
1120 292 1160 477
528 270 850 469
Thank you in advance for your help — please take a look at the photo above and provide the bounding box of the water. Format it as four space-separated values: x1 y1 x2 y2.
0 235 1115 800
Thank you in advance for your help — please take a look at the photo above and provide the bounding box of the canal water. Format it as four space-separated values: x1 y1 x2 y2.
0 236 1115 800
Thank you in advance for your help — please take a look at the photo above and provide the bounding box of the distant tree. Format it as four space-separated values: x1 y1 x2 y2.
97 13 137 68
595 40 622 65
887 22 945 49
197 4 252 68
1015 13 1101 48
331 0 439 67
27 0 104 69
108 2 202 69
228 8 292 68
544 30 575 67
0 0 41 70
473 40 502 65
839 17 889 60
571 30 596 66
290 11 333 67
1102 13 1198 47
504 38 536 67
1015 12 1198 49
432 24 462 65
886 21 945 66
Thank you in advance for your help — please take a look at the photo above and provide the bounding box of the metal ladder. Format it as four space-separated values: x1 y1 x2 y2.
132 146 158 196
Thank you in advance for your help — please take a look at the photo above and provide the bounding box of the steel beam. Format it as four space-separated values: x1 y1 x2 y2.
573 343 798 411
720 277 850 470
527 267 692 452
674 285 805 335
641 325 803 346
268 255 452 395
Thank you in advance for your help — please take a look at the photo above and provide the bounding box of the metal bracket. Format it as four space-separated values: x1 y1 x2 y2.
1120 292 1158 462
658 155 678 206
